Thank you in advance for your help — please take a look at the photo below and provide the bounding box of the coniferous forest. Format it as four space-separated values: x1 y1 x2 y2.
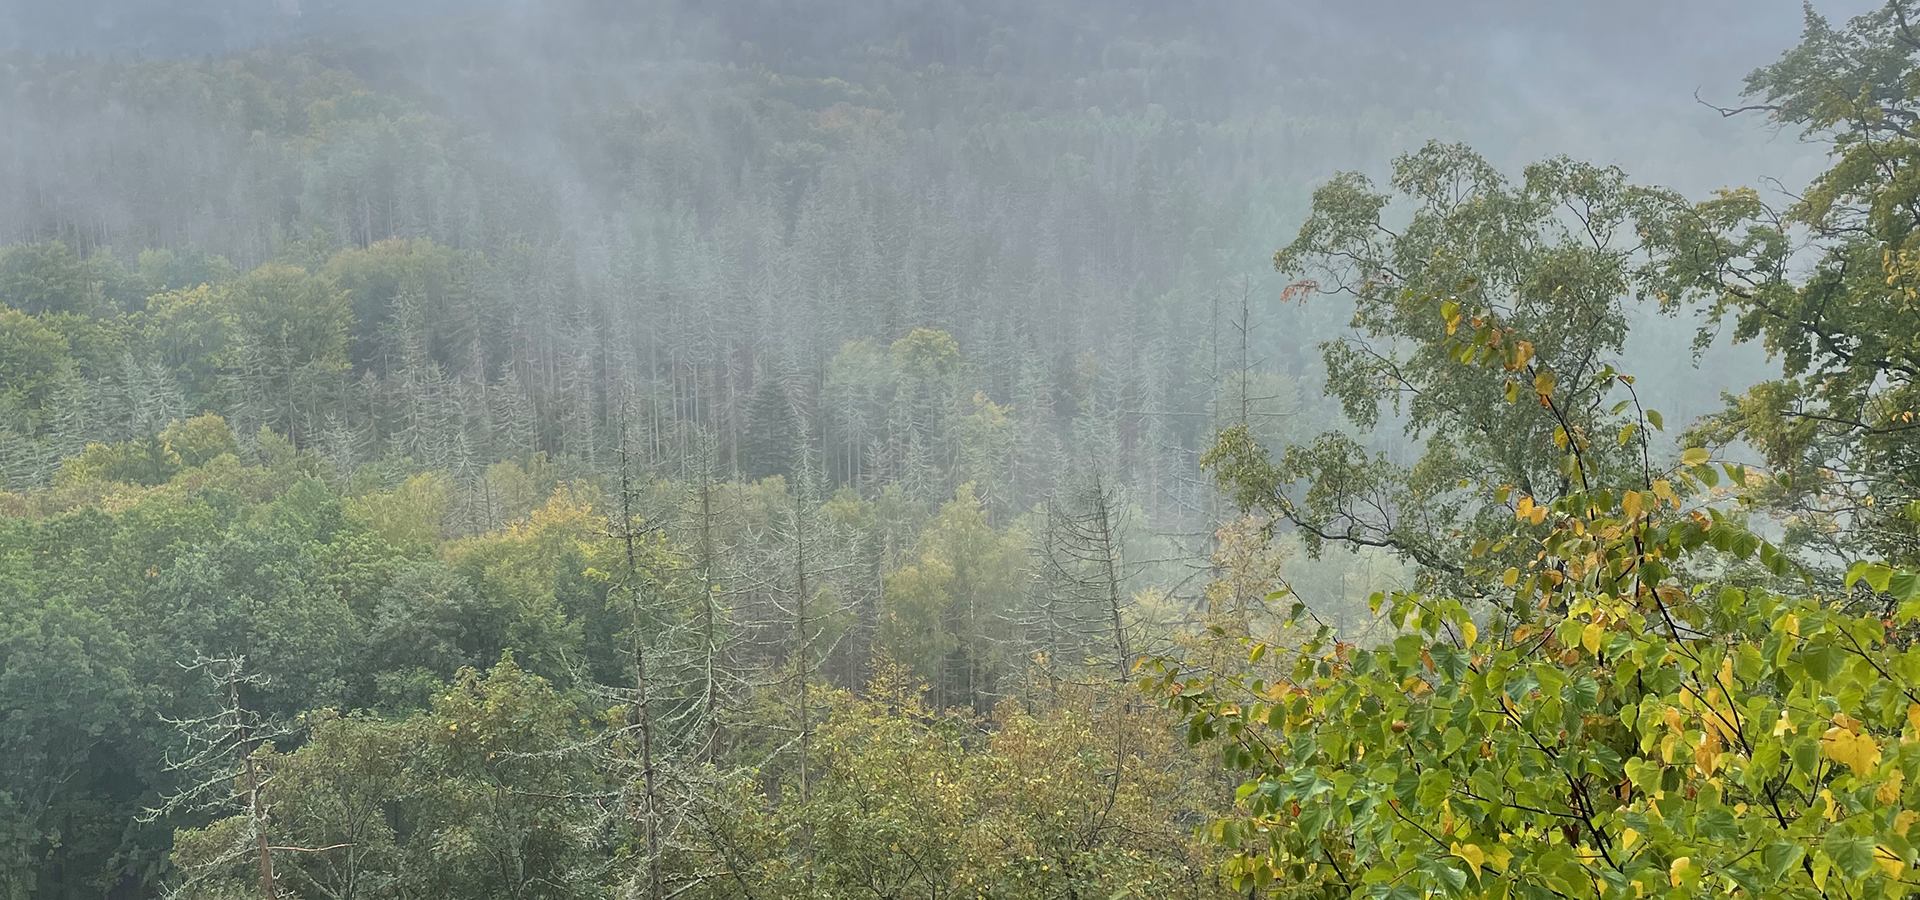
6 2 1920 899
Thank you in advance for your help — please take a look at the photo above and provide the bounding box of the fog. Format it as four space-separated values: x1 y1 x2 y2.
5 3 1914 898
0 0 1872 569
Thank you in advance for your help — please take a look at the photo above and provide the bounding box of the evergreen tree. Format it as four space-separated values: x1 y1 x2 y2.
739 373 799 482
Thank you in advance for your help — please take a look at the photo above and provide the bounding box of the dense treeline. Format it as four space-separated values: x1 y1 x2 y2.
0 6 1437 896
2 400 1282 897
12 2 1920 900
0 43 1345 527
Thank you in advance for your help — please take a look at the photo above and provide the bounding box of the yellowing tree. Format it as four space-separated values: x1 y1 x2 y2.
879 483 1028 712
1162 140 1920 896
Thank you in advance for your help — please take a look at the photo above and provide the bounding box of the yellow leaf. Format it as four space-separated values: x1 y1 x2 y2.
1823 726 1883 774
1534 370 1556 400
1581 622 1604 655
1621 828 1640 851
1530 504 1548 526
1461 620 1477 647
1773 711 1797 737
1879 769 1906 805
1622 490 1643 520
1511 340 1534 371
1682 446 1710 466
1489 844 1514 873
1896 810 1919 837
1669 857 1691 887
1651 479 1676 508
1695 729 1722 776
1502 567 1519 587
1878 845 1906 880
1908 703 1920 739
1452 843 1485 878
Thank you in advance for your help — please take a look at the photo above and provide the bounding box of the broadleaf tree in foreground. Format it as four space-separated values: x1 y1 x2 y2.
1157 7 1920 897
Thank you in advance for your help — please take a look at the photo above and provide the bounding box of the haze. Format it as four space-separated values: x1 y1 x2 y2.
3 3 1913 900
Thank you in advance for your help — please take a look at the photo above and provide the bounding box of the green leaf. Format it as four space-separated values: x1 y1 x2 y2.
1624 758 1662 792
1697 806 1739 841
1823 829 1876 880
1425 861 1468 892
1570 675 1599 709
1855 563 1895 593
1890 569 1920 603
1847 560 1875 590
1764 842 1805 882
1296 801 1331 838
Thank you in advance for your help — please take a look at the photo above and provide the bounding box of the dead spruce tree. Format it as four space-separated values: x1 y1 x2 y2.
144 656 290 900
1034 467 1136 687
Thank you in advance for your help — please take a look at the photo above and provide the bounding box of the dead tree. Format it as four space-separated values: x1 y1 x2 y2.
144 656 286 900
1035 468 1135 686
614 423 666 900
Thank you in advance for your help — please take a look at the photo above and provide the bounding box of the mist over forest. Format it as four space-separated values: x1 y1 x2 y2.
4 2 1920 899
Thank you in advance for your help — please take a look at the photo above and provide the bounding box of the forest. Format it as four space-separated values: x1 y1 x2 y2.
3 1 1920 899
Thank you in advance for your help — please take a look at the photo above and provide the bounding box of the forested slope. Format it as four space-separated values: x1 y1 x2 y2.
0 6 1418 896
6 2 1917 900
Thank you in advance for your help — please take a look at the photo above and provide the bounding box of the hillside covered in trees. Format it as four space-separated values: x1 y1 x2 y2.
5 2 1920 900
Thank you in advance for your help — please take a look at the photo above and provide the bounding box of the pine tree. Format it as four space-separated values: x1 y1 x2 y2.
739 373 798 482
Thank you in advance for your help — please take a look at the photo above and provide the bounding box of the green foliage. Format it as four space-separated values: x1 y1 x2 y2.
161 415 242 468
142 284 233 401
1159 465 1920 898
1648 4 1920 565
0 309 72 417
0 596 139 900
1258 143 1698 584
56 435 181 487
776 674 1229 900
1181 216 1920 896
0 242 93 316
172 659 603 900
889 328 962 380
227 264 351 374
344 471 450 557
1165 25 1920 884
741 377 801 481
135 248 237 297
322 238 473 373
879 483 1028 710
